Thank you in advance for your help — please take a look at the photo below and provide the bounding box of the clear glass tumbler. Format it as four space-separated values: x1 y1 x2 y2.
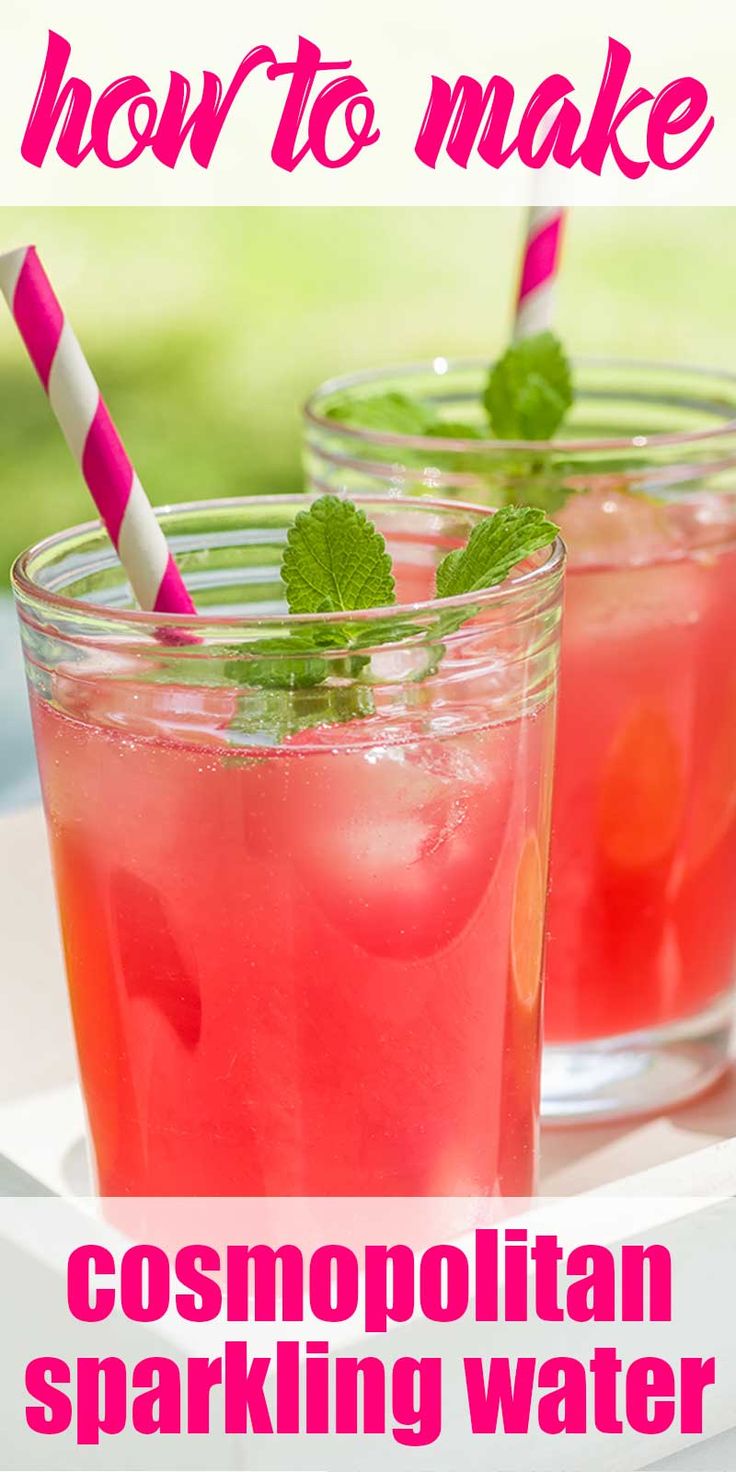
305 361 736 1121
13 495 562 1194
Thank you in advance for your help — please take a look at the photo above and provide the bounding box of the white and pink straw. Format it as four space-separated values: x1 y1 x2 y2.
0 245 195 616
513 207 566 341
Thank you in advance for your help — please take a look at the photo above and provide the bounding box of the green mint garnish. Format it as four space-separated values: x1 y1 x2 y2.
319 333 576 506
141 499 557 743
425 421 483 441
321 333 574 449
326 391 437 436
282 495 395 615
215 497 557 738
225 634 328 691
435 504 558 598
483 331 573 441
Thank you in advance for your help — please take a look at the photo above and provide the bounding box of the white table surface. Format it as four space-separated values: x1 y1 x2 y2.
1 804 735 1197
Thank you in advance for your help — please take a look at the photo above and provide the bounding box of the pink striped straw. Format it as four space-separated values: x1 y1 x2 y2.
513 207 566 341
0 245 195 616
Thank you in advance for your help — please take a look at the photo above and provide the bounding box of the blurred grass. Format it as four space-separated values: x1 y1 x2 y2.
0 206 734 580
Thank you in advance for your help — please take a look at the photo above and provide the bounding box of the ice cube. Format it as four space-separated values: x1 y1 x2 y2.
557 488 691 569
291 714 517 959
564 557 708 645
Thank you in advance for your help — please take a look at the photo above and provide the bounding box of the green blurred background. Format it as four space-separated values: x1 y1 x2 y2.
1 206 735 581
0 205 734 808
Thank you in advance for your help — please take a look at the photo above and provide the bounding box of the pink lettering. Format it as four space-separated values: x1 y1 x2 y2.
621 1244 672 1322
416 75 515 169
187 1356 223 1433
626 1357 676 1434
25 1359 72 1435
679 1356 716 1433
21 31 94 167
538 1357 587 1433
120 1244 170 1323
364 1243 415 1333
577 38 652 179
269 35 379 170
392 1357 442 1447
415 34 713 179
223 1340 273 1434
567 1243 616 1321
647 77 714 168
91 78 157 167
67 1244 115 1323
175 1244 222 1322
152 49 275 169
131 1357 182 1434
76 1356 127 1447
464 1356 535 1433
20 30 378 175
420 1244 469 1322
516 78 581 168
309 1244 360 1322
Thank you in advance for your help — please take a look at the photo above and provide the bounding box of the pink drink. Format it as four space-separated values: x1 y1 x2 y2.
16 498 563 1195
304 360 736 1117
547 489 736 1043
32 695 554 1196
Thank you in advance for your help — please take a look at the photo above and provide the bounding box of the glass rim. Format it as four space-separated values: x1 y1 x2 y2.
304 356 736 453
11 492 566 636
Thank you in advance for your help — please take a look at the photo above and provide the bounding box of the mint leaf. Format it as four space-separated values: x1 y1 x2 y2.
231 496 398 732
232 682 377 744
224 636 328 691
435 505 558 599
425 420 483 441
483 331 573 440
325 391 437 436
325 392 487 450
211 499 557 741
282 496 395 616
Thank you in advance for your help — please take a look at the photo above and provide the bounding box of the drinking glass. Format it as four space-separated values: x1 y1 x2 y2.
13 495 562 1192
305 361 736 1120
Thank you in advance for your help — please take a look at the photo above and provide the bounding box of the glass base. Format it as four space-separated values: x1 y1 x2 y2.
542 992 735 1125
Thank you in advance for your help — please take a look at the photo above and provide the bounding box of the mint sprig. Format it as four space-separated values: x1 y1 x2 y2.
483 331 573 441
319 332 578 509
326 390 437 437
321 333 574 450
225 634 328 691
282 496 395 615
281 496 556 619
435 504 559 598
144 500 557 743
216 497 557 739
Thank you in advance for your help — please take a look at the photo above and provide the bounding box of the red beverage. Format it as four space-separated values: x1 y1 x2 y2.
547 489 736 1043
32 696 554 1196
304 360 736 1118
16 498 563 1195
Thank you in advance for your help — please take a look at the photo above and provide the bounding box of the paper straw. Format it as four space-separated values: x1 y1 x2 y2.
0 245 195 616
513 206 566 341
